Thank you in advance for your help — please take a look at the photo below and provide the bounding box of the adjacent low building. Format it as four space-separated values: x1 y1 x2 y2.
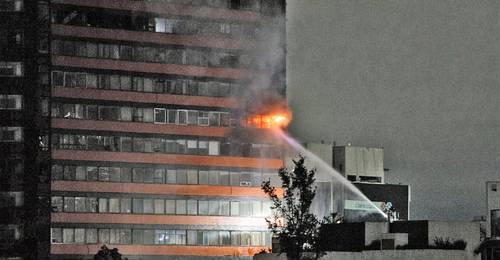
301 143 410 222
474 181 500 259
266 220 481 260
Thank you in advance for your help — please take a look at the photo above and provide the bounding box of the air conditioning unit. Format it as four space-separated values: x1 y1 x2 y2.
239 181 251 187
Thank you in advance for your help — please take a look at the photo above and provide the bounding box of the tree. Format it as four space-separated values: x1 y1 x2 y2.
262 156 325 260
94 245 127 260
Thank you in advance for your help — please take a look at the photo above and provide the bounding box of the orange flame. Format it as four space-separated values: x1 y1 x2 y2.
246 111 292 129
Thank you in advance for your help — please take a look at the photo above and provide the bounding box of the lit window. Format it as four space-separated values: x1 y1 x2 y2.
0 0 23 11
0 95 22 110
0 127 22 142
0 62 23 77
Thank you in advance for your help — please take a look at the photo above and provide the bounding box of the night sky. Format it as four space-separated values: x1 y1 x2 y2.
286 0 500 220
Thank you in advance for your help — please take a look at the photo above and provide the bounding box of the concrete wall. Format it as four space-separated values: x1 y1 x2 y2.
255 250 471 260
364 222 388 246
344 147 384 181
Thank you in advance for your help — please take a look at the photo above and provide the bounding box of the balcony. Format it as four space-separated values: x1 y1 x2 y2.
51 0 260 22
52 118 230 137
51 149 283 168
51 180 274 198
51 244 268 256
51 24 255 50
52 56 252 80
52 87 238 108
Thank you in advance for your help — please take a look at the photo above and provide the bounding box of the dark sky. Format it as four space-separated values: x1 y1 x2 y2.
286 0 500 220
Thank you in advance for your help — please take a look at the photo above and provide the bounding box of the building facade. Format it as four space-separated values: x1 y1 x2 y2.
1 0 286 259
0 0 52 259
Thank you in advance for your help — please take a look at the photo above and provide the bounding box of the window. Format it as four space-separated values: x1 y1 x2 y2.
51 197 63 212
63 197 75 212
165 200 176 214
109 198 120 213
198 141 208 155
178 110 187 125
199 200 208 215
75 197 86 212
0 0 23 11
154 199 164 214
230 201 239 216
52 71 64 87
492 210 500 237
99 229 110 244
187 169 198 184
154 108 166 124
167 109 177 124
0 95 22 110
187 110 198 125
143 108 154 122
176 200 186 215
0 62 22 76
132 199 142 214
187 200 197 215
492 184 498 192
208 141 219 155
52 228 63 243
63 228 74 243
166 169 176 184
209 200 219 215
143 199 154 214
121 198 131 213
98 198 108 213
86 228 97 243
74 228 85 243
187 140 197 154
0 127 22 142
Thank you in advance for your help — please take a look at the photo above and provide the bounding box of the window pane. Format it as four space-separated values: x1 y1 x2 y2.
63 228 74 243
75 197 86 212
176 200 187 214
177 168 187 184
187 200 197 215
86 229 97 243
143 199 154 214
198 200 208 215
230 201 239 216
209 141 219 155
98 198 108 213
187 169 198 184
64 197 75 212
109 198 120 213
209 200 219 215
166 169 176 184
165 200 176 214
74 228 85 243
209 170 219 185
220 201 230 216
51 196 63 212
133 199 143 214
154 108 166 123
52 228 63 243
121 198 131 213
154 199 165 214
99 229 110 244
121 167 132 182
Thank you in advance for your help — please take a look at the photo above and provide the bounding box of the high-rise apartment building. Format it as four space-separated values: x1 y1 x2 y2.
1 0 286 259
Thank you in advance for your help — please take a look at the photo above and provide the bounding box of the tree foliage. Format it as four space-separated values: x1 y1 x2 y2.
94 245 127 260
262 156 326 260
